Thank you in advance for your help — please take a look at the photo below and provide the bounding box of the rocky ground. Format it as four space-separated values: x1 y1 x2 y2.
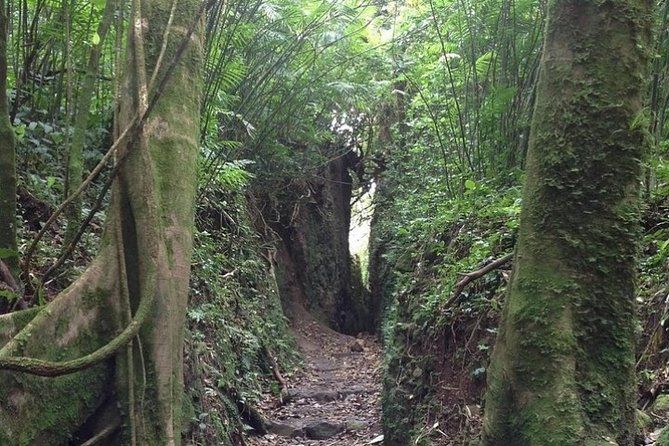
246 308 383 446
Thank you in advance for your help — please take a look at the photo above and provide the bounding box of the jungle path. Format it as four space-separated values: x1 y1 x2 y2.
247 307 383 445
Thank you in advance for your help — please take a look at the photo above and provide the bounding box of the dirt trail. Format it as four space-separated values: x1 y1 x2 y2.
247 308 383 445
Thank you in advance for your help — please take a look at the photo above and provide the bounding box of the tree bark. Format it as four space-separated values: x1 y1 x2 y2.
0 0 19 279
0 0 203 444
482 1 653 445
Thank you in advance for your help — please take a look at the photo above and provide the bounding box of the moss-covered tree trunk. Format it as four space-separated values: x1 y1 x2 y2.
0 0 203 444
0 0 19 277
482 1 652 445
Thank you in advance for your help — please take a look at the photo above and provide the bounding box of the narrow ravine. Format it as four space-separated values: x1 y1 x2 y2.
248 307 383 445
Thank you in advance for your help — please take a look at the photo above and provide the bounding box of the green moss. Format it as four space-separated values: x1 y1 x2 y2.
0 307 41 347
0 288 116 444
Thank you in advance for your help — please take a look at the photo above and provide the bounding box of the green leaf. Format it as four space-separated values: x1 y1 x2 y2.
91 32 101 46
14 124 25 140
465 179 476 190
475 51 495 77
661 239 669 253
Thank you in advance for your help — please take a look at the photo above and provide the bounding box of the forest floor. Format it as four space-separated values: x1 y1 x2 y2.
247 307 383 446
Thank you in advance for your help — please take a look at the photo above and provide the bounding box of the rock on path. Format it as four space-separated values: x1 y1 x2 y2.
246 309 383 446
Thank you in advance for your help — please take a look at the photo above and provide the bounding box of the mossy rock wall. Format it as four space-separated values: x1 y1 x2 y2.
258 151 371 334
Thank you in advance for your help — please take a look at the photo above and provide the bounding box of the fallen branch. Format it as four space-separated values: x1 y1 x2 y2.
221 268 238 280
264 346 288 404
444 253 513 309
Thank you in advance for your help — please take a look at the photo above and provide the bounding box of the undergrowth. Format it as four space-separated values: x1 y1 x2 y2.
183 186 297 445
374 177 521 445
374 177 669 445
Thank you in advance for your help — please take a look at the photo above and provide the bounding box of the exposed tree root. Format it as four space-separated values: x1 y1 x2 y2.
0 307 40 347
0 246 155 376
444 253 513 308
0 252 119 444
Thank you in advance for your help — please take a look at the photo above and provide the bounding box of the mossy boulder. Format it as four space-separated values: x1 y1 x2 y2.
652 395 669 414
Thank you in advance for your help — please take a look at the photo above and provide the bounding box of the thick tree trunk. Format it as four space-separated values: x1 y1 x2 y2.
115 1 202 442
482 2 652 445
0 0 19 278
0 0 203 444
